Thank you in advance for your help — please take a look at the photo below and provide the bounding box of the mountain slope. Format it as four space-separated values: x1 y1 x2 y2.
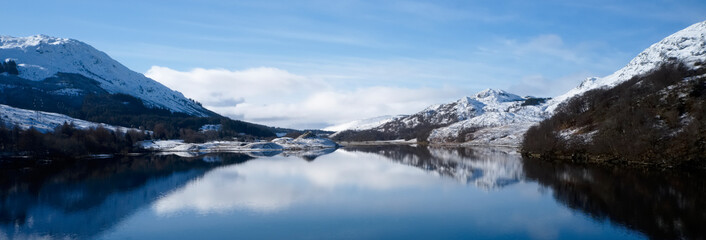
0 35 212 116
524 62 706 167
545 21 706 113
0 103 138 133
523 20 706 167
0 35 276 138
427 89 547 145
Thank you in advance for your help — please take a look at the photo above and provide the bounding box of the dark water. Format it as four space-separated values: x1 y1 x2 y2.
1 146 704 240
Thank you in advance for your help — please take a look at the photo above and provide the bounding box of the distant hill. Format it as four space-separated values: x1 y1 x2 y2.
331 89 548 145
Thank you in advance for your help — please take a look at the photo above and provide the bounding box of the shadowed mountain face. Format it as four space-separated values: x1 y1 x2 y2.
522 158 706 240
0 154 253 239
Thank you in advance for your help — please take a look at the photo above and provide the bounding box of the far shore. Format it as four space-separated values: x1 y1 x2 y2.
337 140 521 149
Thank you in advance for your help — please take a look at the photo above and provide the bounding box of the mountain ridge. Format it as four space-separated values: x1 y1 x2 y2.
331 88 548 144
0 35 276 139
0 35 212 117
545 20 706 113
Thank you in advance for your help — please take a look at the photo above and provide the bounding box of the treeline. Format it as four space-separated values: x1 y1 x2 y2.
0 59 18 75
522 62 706 168
0 72 276 140
0 122 150 157
73 93 276 139
153 118 275 143
331 123 441 142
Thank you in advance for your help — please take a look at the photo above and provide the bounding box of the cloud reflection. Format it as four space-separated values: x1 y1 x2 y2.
153 150 448 214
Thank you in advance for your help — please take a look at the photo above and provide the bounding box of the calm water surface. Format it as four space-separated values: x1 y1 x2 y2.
1 146 704 239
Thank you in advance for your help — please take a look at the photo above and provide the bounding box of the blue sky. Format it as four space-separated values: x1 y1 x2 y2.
3 0 706 128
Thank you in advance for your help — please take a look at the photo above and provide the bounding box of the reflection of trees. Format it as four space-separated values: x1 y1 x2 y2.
522 157 706 240
343 145 524 189
0 153 253 239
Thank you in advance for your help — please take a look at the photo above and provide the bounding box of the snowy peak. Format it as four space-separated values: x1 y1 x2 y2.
546 20 706 113
473 89 523 103
401 89 534 128
0 35 213 117
604 20 706 85
0 35 72 50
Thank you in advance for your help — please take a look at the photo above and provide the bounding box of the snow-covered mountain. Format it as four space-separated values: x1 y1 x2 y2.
0 35 212 116
334 21 706 146
545 20 706 113
522 21 706 165
425 89 546 145
382 89 544 130
332 89 548 145
324 115 405 132
0 103 139 133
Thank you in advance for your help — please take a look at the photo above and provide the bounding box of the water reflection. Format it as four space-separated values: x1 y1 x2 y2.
523 158 706 240
0 154 253 239
153 148 449 214
345 145 524 189
0 146 703 239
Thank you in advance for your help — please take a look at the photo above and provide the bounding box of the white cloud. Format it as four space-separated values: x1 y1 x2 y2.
152 150 446 214
146 66 465 129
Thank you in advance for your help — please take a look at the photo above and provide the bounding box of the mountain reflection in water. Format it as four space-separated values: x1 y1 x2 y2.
0 154 254 239
522 158 706 240
0 146 703 239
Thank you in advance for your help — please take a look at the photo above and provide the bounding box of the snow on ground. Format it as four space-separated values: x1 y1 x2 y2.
425 89 546 145
199 124 222 132
0 103 141 133
461 122 537 147
138 139 185 150
0 35 211 116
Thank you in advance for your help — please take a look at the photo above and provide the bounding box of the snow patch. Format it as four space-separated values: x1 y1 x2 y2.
0 103 142 133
